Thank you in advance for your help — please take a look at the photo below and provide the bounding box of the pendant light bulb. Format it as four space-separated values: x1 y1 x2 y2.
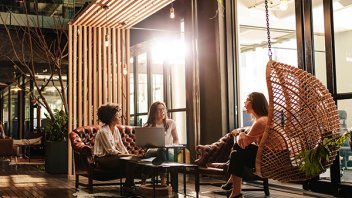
169 5 175 19
280 0 288 11
123 67 128 76
104 34 109 47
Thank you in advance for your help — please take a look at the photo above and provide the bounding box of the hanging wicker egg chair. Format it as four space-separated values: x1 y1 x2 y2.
255 60 341 182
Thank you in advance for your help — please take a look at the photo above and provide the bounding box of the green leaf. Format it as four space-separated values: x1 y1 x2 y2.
296 131 351 177
45 109 68 142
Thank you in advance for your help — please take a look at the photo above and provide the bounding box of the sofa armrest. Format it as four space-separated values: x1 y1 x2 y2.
73 148 95 172
195 131 240 167
194 145 210 166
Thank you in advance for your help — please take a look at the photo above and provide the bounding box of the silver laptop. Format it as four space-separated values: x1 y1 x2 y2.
134 127 165 147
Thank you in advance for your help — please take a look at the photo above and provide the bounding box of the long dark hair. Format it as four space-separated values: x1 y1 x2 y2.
97 103 120 125
144 101 169 130
248 92 268 117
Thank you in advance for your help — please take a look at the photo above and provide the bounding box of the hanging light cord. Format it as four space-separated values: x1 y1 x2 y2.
265 0 272 60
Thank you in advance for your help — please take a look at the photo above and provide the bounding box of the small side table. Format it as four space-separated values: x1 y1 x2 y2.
121 157 199 198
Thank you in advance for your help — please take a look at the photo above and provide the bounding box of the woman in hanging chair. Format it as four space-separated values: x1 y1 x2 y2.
228 92 268 198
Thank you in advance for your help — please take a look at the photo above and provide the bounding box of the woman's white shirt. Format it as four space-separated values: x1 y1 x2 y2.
94 125 128 157
155 119 176 146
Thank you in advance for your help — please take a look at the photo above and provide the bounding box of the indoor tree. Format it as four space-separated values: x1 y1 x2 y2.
0 9 68 123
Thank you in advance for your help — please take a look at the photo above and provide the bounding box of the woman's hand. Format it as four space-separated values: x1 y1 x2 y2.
230 129 239 136
237 133 247 149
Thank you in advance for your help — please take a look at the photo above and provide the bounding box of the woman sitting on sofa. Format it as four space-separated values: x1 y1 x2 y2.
94 103 130 169
227 92 268 198
143 101 180 185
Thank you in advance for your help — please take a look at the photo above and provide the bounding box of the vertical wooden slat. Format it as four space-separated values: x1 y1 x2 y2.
103 27 107 104
73 26 77 130
107 28 112 103
83 26 88 126
117 29 122 106
98 27 102 107
116 28 123 108
126 29 130 125
68 24 73 178
121 29 126 124
88 26 93 125
112 28 117 103
78 26 83 127
93 27 98 124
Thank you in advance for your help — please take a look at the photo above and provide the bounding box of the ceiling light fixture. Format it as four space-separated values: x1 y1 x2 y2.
280 0 288 11
123 64 128 76
169 4 175 19
102 4 110 47
104 34 109 47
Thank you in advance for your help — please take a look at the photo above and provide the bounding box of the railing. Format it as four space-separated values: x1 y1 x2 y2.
0 1 89 28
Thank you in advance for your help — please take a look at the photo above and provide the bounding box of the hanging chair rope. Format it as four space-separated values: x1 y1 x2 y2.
254 1 341 182
265 0 272 60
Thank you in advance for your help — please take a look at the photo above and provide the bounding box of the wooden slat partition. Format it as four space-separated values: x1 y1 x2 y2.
68 25 130 126
67 0 174 178
68 25 130 177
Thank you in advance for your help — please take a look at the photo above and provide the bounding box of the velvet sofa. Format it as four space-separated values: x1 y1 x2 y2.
69 124 145 193
194 128 270 196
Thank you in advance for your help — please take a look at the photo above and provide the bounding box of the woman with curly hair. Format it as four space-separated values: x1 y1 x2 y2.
94 103 129 169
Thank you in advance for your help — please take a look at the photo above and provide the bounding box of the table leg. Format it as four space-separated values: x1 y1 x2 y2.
183 166 186 194
170 167 178 192
195 166 199 198
153 168 157 198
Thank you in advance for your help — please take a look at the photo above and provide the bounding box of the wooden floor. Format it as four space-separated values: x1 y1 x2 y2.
0 158 335 198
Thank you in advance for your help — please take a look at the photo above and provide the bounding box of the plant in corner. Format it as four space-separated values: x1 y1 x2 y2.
45 109 68 142
296 130 352 177
44 109 68 174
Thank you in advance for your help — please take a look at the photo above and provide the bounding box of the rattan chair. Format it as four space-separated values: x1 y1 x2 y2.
255 61 341 182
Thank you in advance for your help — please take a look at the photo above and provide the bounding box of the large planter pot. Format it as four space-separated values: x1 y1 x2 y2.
45 141 68 174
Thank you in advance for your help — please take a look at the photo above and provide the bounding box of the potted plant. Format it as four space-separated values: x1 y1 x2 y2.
296 130 352 177
44 109 68 174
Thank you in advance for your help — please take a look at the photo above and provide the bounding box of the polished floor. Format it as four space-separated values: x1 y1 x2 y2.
0 158 337 198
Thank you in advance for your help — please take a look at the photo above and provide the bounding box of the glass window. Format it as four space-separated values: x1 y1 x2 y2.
130 21 187 144
170 111 187 144
150 53 164 103
169 40 186 110
137 115 148 127
310 0 326 86
130 57 135 115
334 1 352 93
10 85 19 138
338 99 352 183
24 79 31 138
32 77 66 131
137 53 148 113
2 88 9 136
238 1 297 126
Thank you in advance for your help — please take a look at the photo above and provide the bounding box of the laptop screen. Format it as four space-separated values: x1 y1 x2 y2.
134 127 165 147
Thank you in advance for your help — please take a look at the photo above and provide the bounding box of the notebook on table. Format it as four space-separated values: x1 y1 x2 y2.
135 127 165 147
